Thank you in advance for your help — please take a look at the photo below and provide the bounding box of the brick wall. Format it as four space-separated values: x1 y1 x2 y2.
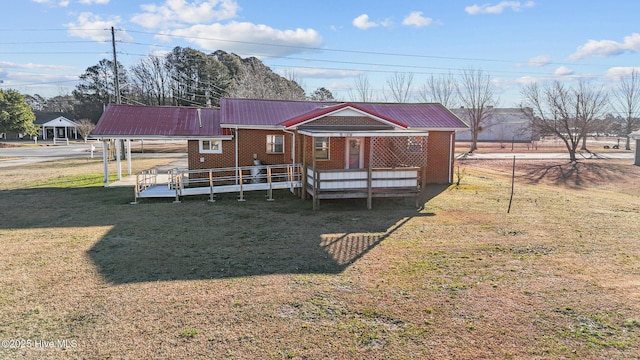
188 130 454 184
188 129 296 171
425 131 454 184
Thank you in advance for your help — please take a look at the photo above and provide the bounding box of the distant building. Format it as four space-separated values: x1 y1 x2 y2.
452 107 538 143
1 111 79 140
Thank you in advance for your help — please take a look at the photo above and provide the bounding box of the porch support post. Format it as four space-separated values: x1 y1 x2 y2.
301 135 307 200
367 137 374 210
312 138 318 210
234 127 239 185
126 138 132 175
367 167 372 210
115 138 122 180
102 140 109 187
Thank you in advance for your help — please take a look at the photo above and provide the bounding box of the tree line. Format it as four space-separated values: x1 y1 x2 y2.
71 47 326 123
2 46 639 163
368 68 640 160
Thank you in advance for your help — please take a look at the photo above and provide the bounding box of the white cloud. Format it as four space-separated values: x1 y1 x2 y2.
605 66 640 80
284 68 362 79
521 55 551 67
516 71 594 85
465 1 535 15
131 0 239 28
164 21 322 57
65 12 132 42
402 11 433 28
554 66 574 76
79 0 110 4
353 14 378 29
352 14 392 30
31 0 70 6
0 61 76 71
569 33 640 61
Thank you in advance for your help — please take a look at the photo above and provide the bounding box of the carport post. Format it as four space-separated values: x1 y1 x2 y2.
102 140 109 187
126 139 132 175
116 139 122 180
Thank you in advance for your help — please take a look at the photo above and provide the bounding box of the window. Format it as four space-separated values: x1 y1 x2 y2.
199 139 222 154
314 137 330 160
266 134 284 153
407 136 424 153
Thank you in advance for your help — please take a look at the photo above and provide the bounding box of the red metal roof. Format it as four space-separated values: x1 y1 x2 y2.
279 103 409 129
220 98 468 130
92 104 227 138
92 100 468 139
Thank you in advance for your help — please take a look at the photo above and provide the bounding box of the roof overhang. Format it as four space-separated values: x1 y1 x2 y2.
298 129 430 137
220 124 282 130
94 135 233 140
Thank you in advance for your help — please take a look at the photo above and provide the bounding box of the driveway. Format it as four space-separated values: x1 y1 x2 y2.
0 142 186 168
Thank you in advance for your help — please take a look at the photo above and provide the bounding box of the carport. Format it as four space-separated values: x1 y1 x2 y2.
91 105 221 187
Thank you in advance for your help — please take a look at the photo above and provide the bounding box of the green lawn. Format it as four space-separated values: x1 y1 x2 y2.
1 158 639 359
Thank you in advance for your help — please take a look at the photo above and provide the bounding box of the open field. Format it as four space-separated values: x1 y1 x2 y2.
1 157 639 359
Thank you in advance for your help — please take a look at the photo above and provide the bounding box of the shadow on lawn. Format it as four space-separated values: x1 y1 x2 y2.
0 186 443 284
518 160 625 188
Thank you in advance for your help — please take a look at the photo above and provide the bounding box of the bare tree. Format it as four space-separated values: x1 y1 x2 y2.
456 68 498 152
76 118 96 142
522 80 608 162
350 74 375 102
612 69 640 150
130 55 171 106
308 87 335 101
417 72 457 108
227 61 305 101
384 72 414 103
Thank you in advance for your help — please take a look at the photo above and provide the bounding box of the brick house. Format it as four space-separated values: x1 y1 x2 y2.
92 98 468 207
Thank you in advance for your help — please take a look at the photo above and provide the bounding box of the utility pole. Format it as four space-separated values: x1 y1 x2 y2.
111 27 124 164
111 26 121 105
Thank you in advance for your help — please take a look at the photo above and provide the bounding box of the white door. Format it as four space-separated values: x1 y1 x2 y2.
346 137 364 169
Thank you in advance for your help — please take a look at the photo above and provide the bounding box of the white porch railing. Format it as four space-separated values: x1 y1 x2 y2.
133 163 303 203
306 167 421 210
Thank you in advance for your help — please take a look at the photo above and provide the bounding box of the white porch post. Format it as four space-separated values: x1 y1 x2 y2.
116 139 122 180
126 139 132 175
64 126 68 139
234 127 239 185
43 126 47 140
102 140 109 187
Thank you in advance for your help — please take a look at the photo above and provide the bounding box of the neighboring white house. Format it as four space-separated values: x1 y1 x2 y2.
453 107 537 143
631 130 640 166
40 115 79 140
1 111 78 140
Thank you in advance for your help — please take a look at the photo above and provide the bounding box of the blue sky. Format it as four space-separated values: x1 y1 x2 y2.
1 0 639 106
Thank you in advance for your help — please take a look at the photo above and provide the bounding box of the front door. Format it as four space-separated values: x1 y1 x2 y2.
346 137 364 169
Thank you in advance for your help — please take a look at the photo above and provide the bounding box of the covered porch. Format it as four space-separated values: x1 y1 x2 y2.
300 130 429 210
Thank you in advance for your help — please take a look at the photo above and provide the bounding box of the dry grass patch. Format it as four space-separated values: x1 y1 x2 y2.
0 158 639 359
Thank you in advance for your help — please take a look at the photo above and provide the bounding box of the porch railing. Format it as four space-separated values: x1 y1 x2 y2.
306 167 421 210
171 163 303 202
133 168 158 203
